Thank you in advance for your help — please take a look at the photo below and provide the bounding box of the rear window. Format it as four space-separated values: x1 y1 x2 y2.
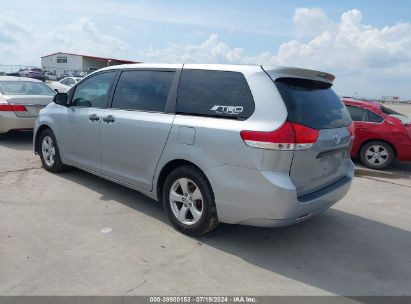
275 78 352 129
381 106 401 115
176 70 255 120
0 81 55 96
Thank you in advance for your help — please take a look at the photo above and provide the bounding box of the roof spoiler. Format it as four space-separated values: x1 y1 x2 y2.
262 66 335 84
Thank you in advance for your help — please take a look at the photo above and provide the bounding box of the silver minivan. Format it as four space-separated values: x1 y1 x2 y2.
34 64 354 235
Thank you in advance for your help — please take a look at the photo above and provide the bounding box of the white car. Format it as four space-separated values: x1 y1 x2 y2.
0 76 55 133
45 72 59 81
48 77 82 93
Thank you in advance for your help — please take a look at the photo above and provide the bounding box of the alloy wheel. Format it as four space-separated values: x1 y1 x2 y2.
41 136 56 167
365 145 388 166
169 178 204 225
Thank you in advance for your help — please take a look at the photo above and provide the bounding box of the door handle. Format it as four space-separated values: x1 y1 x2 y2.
358 127 368 131
102 115 115 124
88 114 99 122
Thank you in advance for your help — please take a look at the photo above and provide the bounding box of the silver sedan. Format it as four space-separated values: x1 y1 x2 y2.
0 76 55 133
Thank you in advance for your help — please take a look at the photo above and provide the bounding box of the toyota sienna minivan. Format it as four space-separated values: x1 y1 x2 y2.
34 64 354 235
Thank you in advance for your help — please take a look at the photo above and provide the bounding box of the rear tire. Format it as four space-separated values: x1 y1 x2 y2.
360 140 394 170
163 166 219 236
38 129 65 173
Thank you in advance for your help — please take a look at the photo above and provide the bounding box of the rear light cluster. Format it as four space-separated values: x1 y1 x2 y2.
240 121 319 151
347 123 355 140
0 103 27 112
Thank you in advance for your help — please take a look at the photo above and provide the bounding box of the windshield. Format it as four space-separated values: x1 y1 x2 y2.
0 81 55 96
275 78 352 129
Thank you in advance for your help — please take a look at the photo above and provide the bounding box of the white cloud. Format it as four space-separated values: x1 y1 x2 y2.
139 8 411 98
1 7 411 98
0 14 128 67
293 8 334 40
0 13 30 44
139 34 246 64
270 9 411 97
67 18 128 54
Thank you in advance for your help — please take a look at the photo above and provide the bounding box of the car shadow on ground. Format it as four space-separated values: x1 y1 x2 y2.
0 131 34 151
57 167 411 295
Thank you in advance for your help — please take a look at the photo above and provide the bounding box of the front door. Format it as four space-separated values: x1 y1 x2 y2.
60 71 117 173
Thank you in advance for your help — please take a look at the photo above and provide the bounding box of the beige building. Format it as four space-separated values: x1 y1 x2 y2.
41 52 139 76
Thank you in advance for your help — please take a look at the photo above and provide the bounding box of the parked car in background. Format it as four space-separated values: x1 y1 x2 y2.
7 71 20 77
34 64 354 235
48 77 82 93
343 98 411 169
45 72 59 81
18 67 46 82
72 70 87 77
57 72 74 81
0 76 55 133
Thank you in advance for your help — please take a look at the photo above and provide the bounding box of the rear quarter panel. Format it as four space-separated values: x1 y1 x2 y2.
351 116 411 160
152 66 290 199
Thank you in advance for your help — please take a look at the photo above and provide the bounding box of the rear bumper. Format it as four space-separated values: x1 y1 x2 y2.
0 112 36 133
206 161 354 227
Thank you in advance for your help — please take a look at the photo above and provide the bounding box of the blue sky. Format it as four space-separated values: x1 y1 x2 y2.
1 0 411 99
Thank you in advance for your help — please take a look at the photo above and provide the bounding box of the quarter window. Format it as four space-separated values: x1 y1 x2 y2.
72 72 116 108
111 70 175 112
346 106 383 123
347 106 367 122
176 70 255 120
366 110 383 123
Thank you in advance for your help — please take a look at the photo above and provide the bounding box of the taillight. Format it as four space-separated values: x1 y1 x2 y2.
0 103 27 112
240 121 319 151
347 123 355 140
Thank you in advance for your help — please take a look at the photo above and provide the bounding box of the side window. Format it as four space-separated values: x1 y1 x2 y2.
72 72 116 108
366 110 383 123
347 106 366 121
60 79 67 85
176 70 255 120
66 79 75 86
111 70 174 112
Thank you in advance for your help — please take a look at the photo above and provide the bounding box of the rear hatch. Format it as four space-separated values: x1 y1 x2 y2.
263 67 353 197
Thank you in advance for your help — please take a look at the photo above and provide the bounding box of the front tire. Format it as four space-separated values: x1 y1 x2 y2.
163 166 219 236
360 140 394 170
38 129 65 173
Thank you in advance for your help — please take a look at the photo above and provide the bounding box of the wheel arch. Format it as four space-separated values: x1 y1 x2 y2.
358 139 397 158
34 124 53 154
155 159 215 205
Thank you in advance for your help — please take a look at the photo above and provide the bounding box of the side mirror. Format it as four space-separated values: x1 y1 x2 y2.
53 93 68 106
